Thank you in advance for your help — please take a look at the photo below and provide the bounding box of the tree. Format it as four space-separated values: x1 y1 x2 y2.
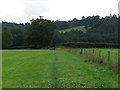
2 28 13 48
25 17 56 48
11 28 25 46
2 22 27 47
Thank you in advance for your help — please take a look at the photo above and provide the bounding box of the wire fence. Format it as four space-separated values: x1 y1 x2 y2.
79 48 118 70
65 48 118 71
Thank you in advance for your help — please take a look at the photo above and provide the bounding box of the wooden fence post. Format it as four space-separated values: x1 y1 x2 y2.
108 51 110 64
84 49 86 55
93 49 94 54
80 48 83 54
99 51 101 58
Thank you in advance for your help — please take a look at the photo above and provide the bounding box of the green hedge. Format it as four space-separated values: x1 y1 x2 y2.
61 42 120 48
3 42 120 49
5 45 41 49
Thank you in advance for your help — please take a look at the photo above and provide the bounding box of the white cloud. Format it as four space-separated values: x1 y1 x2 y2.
24 0 49 16
0 0 119 23
43 0 119 20
0 0 26 23
119 1 120 15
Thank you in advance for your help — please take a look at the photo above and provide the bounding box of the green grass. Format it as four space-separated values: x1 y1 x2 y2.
66 48 118 70
3 50 118 88
69 48 118 61
59 26 86 33
87 48 118 62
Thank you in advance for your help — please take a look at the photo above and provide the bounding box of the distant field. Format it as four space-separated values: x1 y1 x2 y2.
59 26 87 33
3 50 118 88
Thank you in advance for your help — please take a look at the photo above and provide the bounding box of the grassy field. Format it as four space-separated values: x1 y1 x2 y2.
65 48 118 70
3 50 118 88
68 48 118 61
59 26 87 33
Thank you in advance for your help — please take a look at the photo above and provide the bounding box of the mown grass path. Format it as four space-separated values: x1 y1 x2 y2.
3 50 118 88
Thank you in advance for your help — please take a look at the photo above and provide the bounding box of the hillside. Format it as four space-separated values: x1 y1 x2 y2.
59 26 87 33
2 15 118 48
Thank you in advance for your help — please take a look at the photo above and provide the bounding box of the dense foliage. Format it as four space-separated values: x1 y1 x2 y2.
54 16 100 30
25 18 56 48
2 28 13 48
1 14 119 48
2 22 28 47
61 42 120 48
53 15 118 45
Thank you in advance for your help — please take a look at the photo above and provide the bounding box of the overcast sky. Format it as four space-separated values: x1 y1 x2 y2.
0 0 119 23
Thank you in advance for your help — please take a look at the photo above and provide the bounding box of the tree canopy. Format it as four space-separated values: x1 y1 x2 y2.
2 28 13 48
1 14 119 49
25 18 56 48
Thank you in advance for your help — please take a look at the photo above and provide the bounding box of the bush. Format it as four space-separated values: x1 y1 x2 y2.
61 42 120 48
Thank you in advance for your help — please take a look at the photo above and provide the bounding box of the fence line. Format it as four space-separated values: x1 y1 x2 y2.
79 48 115 68
64 48 118 71
80 48 112 61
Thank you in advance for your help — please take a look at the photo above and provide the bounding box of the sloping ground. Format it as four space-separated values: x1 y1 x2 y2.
59 26 87 33
2 50 118 88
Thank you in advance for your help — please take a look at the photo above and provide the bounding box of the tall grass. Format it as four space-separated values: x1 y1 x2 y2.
63 48 118 72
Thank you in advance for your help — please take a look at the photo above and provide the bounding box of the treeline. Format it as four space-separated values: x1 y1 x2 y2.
2 22 29 48
2 14 119 49
60 42 120 48
53 15 118 45
2 18 56 49
54 16 100 30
